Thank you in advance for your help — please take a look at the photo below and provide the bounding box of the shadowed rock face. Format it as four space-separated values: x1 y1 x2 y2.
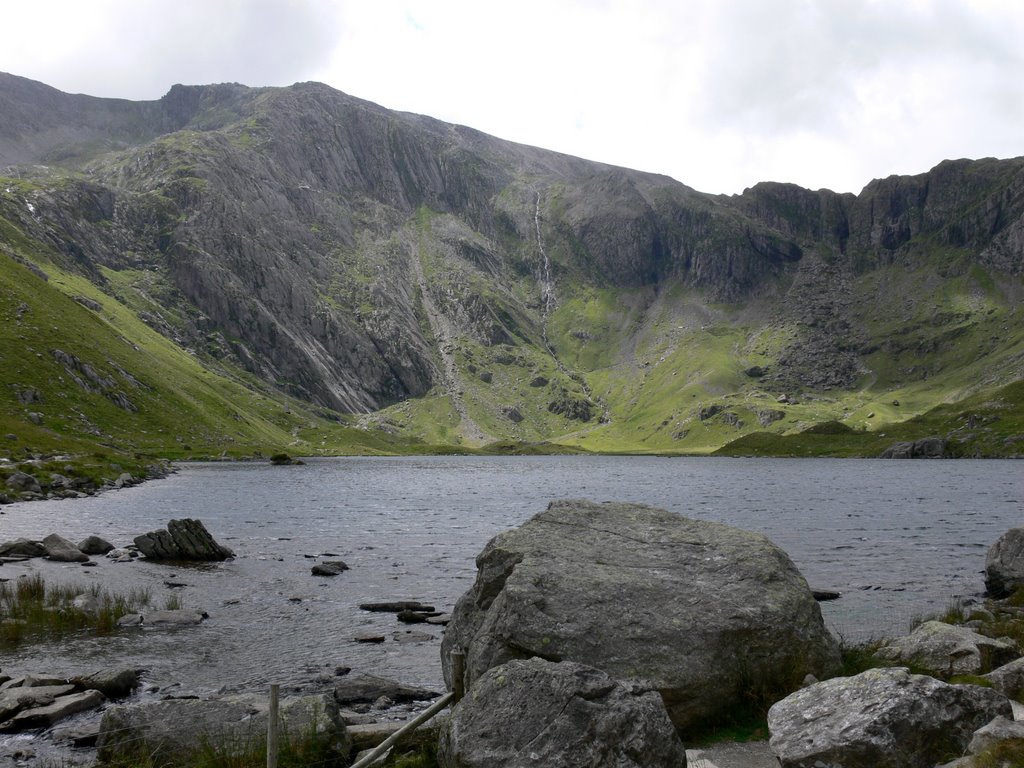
438 658 687 768
441 499 840 733
2 73 1023 415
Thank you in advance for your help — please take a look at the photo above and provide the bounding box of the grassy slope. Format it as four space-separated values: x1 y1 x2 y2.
3 172 1022 462
0 212 410 473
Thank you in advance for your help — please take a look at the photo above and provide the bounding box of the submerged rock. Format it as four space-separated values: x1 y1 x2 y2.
768 667 1011 768
438 658 687 768
442 499 839 732
333 674 438 705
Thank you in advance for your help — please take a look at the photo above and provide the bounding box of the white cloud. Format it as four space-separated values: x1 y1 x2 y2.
1 0 1022 194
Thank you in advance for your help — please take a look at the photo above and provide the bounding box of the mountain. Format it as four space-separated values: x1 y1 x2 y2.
1 71 1022 462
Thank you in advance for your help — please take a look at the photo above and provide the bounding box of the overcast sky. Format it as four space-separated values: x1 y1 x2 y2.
2 0 1022 195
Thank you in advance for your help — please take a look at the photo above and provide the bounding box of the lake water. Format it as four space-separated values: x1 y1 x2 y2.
0 456 1021 698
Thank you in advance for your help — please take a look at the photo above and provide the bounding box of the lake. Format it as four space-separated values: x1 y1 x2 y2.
0 456 1020 697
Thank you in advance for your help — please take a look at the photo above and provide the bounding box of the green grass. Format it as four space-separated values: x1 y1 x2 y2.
0 574 151 649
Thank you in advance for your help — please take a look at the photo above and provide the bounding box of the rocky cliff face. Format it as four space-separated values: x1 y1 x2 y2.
1 73 1022 449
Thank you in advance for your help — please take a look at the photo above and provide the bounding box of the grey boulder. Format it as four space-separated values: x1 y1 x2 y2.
134 518 234 561
311 560 349 576
98 693 348 767
71 668 140 699
968 715 1024 755
438 658 687 768
2 690 105 732
874 620 1019 676
78 535 115 555
42 533 89 563
986 527 1024 597
767 667 1011 768
441 499 839 732
0 538 46 558
4 471 41 494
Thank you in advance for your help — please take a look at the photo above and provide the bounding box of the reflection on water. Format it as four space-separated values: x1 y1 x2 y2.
0 456 1020 694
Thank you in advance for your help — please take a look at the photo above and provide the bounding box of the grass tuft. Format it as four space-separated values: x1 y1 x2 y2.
0 574 150 649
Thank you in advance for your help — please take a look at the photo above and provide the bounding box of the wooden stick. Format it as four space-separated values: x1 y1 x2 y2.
267 683 279 768
349 691 454 768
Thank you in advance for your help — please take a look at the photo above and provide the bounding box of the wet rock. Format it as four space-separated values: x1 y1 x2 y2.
0 538 46 558
333 674 438 705
985 527 1024 598
42 533 89 562
353 633 386 644
442 499 839 732
0 684 76 722
134 518 234 561
359 601 435 613
72 668 140 699
393 630 432 643
311 560 349 576
438 658 687 768
2 690 105 732
767 667 1011 768
875 620 1019 676
98 693 348 766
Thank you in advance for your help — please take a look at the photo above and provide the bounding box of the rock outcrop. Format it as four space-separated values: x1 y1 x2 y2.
133 518 234 561
438 658 687 768
879 437 948 459
441 499 839 732
875 620 1020 676
767 667 1012 768
986 527 1024 598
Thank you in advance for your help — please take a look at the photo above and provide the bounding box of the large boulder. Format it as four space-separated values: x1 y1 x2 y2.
437 658 687 768
441 500 839 732
97 693 348 767
874 620 1019 676
134 519 234 561
986 527 1024 597
42 534 89 563
767 667 1012 768
0 538 46 558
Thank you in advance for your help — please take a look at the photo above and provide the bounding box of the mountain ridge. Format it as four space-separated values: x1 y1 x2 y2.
1 73 1022 460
